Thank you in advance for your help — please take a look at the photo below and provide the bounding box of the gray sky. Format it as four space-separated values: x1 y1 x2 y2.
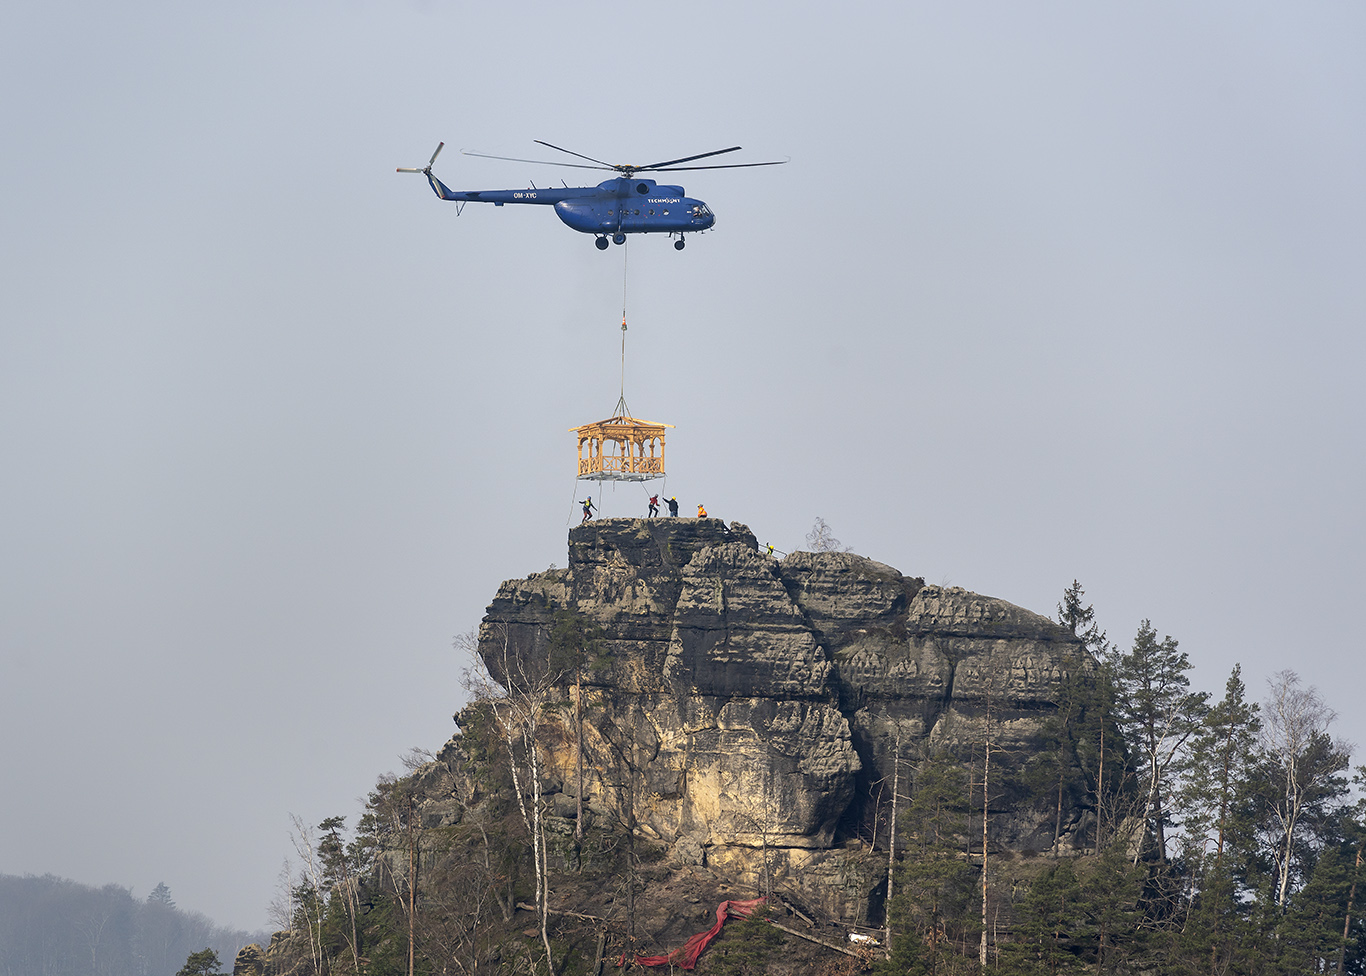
2 0 1363 931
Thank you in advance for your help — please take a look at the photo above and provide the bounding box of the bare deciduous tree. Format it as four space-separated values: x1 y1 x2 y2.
1260 670 1352 909
805 517 852 553
462 622 567 976
287 815 326 976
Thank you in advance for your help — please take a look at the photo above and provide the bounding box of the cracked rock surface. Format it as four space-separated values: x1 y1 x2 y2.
460 517 1091 923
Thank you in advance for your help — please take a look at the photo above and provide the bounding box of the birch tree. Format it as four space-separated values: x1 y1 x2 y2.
462 622 567 976
287 815 327 976
1258 670 1351 910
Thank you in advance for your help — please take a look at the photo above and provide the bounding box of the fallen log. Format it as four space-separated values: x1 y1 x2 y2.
764 920 865 959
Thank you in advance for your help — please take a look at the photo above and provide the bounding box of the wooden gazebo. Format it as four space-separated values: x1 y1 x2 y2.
571 402 672 482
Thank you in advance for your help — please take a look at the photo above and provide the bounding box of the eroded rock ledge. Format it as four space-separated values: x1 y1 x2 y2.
452 517 1091 924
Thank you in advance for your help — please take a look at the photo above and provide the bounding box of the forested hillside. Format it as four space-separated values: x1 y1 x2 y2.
0 875 266 976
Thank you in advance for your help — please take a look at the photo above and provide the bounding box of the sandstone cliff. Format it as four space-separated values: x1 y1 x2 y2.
437 518 1094 926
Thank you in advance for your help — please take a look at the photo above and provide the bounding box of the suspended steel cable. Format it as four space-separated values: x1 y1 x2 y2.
616 240 630 418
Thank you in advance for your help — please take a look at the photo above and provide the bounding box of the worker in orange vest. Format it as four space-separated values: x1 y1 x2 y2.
697 503 707 518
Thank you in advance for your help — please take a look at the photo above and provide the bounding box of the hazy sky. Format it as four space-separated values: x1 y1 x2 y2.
2 0 1363 931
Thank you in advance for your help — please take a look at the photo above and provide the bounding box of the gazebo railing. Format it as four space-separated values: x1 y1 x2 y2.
578 455 665 478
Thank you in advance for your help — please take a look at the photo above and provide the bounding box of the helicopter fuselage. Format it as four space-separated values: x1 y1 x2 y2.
427 174 714 238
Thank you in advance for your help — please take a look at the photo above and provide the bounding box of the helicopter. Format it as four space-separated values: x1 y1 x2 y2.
396 140 786 250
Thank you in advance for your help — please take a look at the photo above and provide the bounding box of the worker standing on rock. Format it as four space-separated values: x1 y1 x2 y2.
581 497 596 522
667 497 679 517
648 494 659 517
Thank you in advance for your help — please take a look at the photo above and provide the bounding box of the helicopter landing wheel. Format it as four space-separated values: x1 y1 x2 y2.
613 233 626 245
595 236 609 250
674 239 686 250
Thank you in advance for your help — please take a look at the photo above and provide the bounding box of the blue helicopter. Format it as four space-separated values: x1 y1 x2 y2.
396 140 786 250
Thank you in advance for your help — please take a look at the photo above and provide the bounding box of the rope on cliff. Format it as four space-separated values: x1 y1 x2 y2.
566 478 581 526
567 478 604 526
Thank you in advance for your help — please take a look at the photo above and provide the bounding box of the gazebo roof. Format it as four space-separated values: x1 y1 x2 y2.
570 414 674 436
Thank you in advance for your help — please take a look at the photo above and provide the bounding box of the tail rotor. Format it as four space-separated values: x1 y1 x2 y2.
397 142 444 176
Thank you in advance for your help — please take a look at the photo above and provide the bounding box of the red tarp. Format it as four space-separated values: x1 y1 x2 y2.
621 897 766 970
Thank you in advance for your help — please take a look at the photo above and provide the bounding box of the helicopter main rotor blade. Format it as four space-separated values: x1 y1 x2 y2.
533 140 618 168
461 149 613 171
638 146 742 170
649 158 790 172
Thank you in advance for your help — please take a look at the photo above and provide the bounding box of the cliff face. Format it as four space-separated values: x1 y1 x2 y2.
456 518 1092 924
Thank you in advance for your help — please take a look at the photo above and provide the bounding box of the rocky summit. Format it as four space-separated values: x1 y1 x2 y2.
432 517 1094 926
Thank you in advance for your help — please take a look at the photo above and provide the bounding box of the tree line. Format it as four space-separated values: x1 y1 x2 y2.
875 580 1362 975
0 876 265 976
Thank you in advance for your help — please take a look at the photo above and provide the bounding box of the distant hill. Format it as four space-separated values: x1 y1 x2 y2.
0 873 268 976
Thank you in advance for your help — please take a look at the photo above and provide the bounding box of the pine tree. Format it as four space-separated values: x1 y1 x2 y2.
1111 620 1209 866
146 882 175 909
317 815 362 974
883 754 979 973
1028 661 1094 860
175 948 222 976
1000 859 1087 975
548 609 606 847
1175 855 1250 975
1074 656 1132 853
1052 581 1131 853
1057 580 1107 655
1081 845 1143 975
1178 665 1261 870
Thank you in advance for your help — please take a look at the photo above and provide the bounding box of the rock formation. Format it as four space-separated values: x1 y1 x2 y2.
437 517 1093 926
